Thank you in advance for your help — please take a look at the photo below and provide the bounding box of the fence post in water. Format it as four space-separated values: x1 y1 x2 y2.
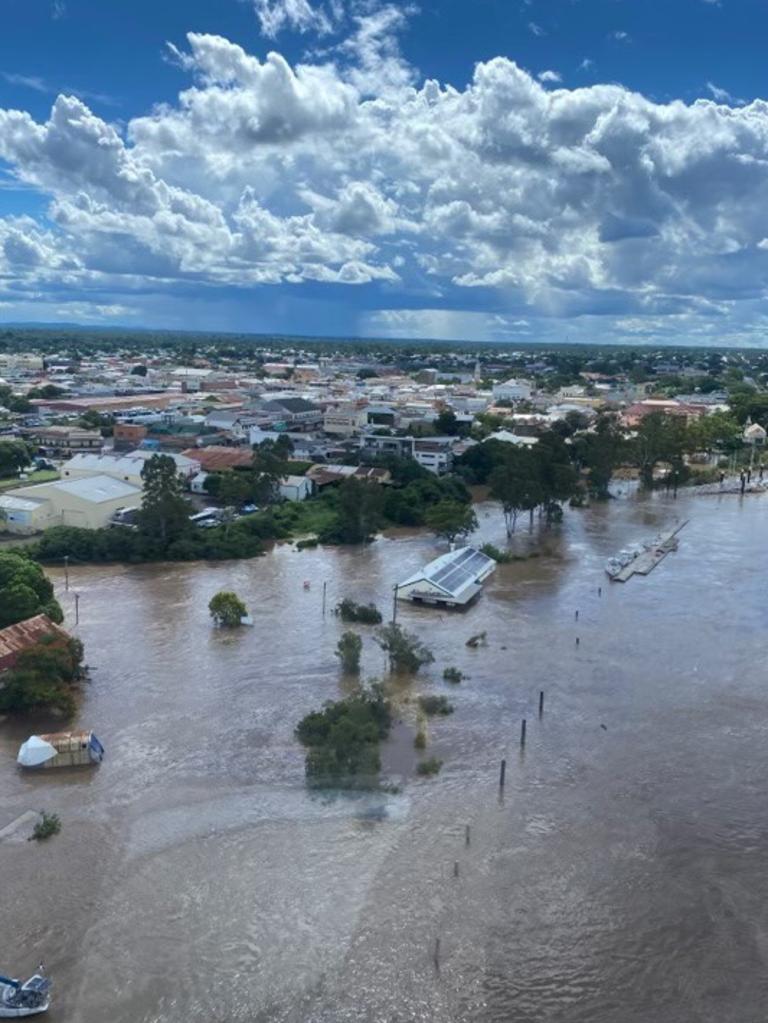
64 555 69 592
322 581 327 615
538 690 544 717
465 824 471 846
499 758 506 788
575 636 580 647
392 583 399 624
433 937 441 971
575 609 579 621
520 718 527 747
74 592 80 626
598 586 602 597
453 861 459 878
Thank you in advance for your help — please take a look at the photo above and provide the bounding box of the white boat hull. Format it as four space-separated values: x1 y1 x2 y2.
0 977 50 1017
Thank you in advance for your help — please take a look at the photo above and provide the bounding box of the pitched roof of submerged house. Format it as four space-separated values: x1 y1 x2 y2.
0 614 71 672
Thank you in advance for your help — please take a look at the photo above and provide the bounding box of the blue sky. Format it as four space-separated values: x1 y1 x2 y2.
1 0 768 345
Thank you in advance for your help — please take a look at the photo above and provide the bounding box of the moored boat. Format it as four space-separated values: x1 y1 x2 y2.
0 972 50 1017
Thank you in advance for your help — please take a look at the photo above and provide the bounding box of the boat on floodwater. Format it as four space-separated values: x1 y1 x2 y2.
0 971 50 1017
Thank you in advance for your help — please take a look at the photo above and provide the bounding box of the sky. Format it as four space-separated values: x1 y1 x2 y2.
1 0 768 346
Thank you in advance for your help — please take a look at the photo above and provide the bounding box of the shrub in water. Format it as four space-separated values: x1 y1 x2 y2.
417 757 443 777
418 695 454 716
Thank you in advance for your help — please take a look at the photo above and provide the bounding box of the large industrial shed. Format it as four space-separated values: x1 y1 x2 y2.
397 546 497 608
0 474 141 533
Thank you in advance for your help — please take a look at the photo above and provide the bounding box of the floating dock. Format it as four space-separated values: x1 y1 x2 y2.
612 521 688 583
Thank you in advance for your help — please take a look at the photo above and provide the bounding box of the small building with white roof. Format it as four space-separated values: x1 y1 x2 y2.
397 546 497 608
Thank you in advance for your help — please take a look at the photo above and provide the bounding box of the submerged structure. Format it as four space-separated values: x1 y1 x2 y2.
397 546 496 608
16 731 104 770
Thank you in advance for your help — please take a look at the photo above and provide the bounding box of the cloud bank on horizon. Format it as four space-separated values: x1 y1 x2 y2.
2 0 768 346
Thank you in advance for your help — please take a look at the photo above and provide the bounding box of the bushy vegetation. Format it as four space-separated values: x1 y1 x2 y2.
0 551 62 629
418 694 455 716
0 632 84 716
442 667 465 684
336 598 382 624
376 623 434 674
30 811 61 842
479 543 513 564
335 631 363 672
209 591 248 627
295 684 391 788
416 757 443 777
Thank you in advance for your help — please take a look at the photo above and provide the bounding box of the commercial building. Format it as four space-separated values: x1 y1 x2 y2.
27 426 103 457
1 475 141 532
492 378 533 403
60 451 199 488
323 402 368 437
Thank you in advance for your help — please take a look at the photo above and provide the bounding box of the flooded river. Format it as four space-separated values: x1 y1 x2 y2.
2 490 768 1022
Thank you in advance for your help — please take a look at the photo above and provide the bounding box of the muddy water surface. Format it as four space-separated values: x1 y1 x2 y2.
2 491 768 1022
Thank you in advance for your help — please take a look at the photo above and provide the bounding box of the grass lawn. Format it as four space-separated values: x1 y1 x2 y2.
0 469 60 493
269 497 338 538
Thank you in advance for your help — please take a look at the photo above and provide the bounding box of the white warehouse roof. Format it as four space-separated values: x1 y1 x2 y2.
48 475 142 504
398 546 497 607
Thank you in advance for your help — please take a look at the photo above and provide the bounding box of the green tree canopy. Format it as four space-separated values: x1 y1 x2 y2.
209 591 248 627
139 454 192 544
0 551 62 628
423 500 478 544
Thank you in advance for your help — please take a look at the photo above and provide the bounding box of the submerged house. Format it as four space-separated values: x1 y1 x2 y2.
397 546 496 608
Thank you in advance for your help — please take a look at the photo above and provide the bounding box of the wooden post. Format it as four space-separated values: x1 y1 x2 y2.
520 719 527 747
74 592 80 626
64 555 69 592
538 690 544 717
453 861 459 878
575 609 579 621
465 824 470 846
392 583 399 624
575 636 580 647
322 581 327 615
499 758 506 787
433 937 441 971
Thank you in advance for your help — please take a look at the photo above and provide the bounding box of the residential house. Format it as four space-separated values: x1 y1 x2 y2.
279 475 313 501
412 437 455 475
0 614 71 672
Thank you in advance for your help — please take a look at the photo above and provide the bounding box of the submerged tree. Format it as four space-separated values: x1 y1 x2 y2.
423 500 478 545
375 623 434 674
335 631 363 673
209 591 248 627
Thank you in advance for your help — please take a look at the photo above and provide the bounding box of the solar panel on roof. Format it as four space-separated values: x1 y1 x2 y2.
424 547 493 597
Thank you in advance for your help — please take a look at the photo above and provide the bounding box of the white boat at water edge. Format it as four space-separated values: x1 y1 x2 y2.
0 972 50 1017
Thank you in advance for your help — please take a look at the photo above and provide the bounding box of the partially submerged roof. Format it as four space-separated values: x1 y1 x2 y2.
398 546 496 603
0 614 70 672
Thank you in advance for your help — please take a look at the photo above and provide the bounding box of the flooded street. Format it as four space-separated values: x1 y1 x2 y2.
2 490 768 1022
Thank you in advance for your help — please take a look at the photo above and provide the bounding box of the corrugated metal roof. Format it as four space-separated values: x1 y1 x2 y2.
0 614 69 672
399 546 496 600
50 475 141 503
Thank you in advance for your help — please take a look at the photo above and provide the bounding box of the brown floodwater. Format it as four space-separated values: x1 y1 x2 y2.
2 490 768 1022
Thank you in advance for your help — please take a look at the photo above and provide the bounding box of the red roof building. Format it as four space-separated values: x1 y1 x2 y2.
0 614 71 673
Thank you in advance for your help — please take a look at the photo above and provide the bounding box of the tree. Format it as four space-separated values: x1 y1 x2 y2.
423 500 477 544
489 452 543 535
295 683 391 787
0 633 83 716
335 631 363 672
632 413 690 488
209 591 248 627
0 551 62 629
375 623 434 674
0 439 32 478
327 478 385 544
138 455 192 544
435 408 461 435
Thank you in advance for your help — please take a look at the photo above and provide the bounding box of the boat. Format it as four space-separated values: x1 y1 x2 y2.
0 971 51 1017
17 731 104 770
